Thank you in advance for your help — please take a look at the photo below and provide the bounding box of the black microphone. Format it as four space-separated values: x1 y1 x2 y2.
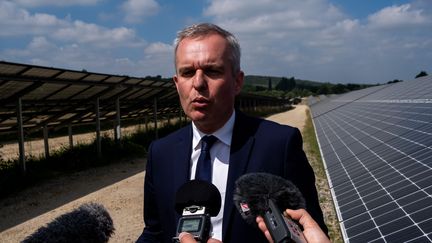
233 172 307 243
173 180 222 243
22 202 114 243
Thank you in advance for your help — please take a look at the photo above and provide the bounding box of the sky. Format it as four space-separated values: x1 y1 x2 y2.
1 0 431 84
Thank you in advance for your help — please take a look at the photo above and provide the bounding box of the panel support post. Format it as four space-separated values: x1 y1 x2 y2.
114 97 121 145
43 125 49 158
68 124 73 149
17 97 26 175
95 97 101 159
154 97 158 139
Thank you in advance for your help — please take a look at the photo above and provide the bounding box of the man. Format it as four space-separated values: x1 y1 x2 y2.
137 23 327 243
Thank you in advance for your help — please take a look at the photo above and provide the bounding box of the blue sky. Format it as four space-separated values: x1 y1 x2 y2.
1 0 431 84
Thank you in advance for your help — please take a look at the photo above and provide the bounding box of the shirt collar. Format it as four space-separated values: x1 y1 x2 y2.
192 110 235 150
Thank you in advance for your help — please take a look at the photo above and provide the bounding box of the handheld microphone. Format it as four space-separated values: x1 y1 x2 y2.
22 202 114 243
173 180 222 243
233 172 307 243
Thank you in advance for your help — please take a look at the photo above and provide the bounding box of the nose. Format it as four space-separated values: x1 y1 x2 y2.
192 69 207 91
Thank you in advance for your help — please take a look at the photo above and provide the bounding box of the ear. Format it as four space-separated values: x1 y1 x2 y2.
173 75 179 92
234 71 244 95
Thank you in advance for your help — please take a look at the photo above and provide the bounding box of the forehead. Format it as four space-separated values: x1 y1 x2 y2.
175 34 229 61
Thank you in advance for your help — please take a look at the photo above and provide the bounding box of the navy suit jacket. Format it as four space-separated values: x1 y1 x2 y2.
137 111 327 243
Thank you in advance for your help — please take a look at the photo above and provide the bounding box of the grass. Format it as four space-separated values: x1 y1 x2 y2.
302 107 343 243
0 120 188 198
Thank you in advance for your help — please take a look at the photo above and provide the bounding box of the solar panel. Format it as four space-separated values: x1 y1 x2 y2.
311 76 432 242
56 71 88 80
22 67 60 78
0 81 33 98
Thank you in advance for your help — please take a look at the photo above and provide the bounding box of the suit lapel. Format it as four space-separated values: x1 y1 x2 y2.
222 112 256 239
172 125 193 221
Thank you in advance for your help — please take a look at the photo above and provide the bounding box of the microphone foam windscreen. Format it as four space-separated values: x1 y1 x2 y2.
175 179 222 217
23 202 114 243
233 172 306 224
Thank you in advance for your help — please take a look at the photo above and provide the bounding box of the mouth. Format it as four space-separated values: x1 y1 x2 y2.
192 97 210 108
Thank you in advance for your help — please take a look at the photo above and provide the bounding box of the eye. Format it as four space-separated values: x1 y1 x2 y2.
205 68 223 78
180 69 196 78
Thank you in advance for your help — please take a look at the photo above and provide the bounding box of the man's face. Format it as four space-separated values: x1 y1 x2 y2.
174 34 244 134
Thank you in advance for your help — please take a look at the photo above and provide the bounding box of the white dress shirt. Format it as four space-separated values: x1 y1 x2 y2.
190 111 235 241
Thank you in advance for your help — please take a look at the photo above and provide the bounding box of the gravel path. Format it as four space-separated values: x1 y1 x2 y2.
0 105 309 242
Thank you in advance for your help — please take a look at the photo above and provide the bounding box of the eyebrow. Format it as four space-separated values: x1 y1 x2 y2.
178 62 224 72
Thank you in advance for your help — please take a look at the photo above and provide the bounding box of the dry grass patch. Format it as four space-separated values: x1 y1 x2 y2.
302 108 343 243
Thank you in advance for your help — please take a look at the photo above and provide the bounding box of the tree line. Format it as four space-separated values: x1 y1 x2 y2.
242 76 375 99
242 70 429 100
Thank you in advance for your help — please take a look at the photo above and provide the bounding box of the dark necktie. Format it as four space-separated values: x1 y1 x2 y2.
195 135 218 182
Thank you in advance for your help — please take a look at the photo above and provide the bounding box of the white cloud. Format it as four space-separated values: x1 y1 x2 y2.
139 42 175 77
3 36 59 60
14 0 101 7
0 1 144 48
2 0 432 83
205 0 344 32
0 0 171 77
368 4 431 29
28 36 53 50
53 20 140 48
204 0 353 78
0 1 68 36
2 37 172 77
121 0 160 23
144 42 173 55
202 0 432 83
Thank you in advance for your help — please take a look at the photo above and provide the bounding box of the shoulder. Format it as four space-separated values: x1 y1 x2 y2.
150 124 191 147
236 111 299 136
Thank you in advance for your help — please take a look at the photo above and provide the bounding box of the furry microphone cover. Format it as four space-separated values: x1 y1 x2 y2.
22 202 115 243
233 172 306 225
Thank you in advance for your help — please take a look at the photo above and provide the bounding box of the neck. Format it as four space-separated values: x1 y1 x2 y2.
194 109 235 134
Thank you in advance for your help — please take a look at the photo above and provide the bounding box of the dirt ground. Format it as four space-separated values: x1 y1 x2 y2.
0 105 310 242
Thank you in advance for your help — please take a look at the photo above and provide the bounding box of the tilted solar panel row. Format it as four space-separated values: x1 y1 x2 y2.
0 61 180 136
0 61 286 136
311 76 432 242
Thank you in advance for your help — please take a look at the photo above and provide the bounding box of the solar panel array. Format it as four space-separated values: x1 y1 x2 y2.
0 61 285 136
0 61 180 135
310 76 432 242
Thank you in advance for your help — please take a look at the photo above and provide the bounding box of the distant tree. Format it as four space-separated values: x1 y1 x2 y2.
276 77 287 91
346 83 360 91
242 84 256 92
317 83 331 95
268 78 272 90
144 75 162 80
387 79 402 84
415 71 428 78
289 88 312 98
255 86 266 92
332 84 348 94
275 77 296 91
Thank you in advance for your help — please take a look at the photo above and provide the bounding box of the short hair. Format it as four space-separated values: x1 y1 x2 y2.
174 23 241 74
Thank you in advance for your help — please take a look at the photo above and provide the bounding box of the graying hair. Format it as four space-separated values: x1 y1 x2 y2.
174 23 241 74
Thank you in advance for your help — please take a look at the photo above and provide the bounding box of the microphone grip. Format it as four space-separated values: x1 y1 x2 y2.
263 199 307 243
